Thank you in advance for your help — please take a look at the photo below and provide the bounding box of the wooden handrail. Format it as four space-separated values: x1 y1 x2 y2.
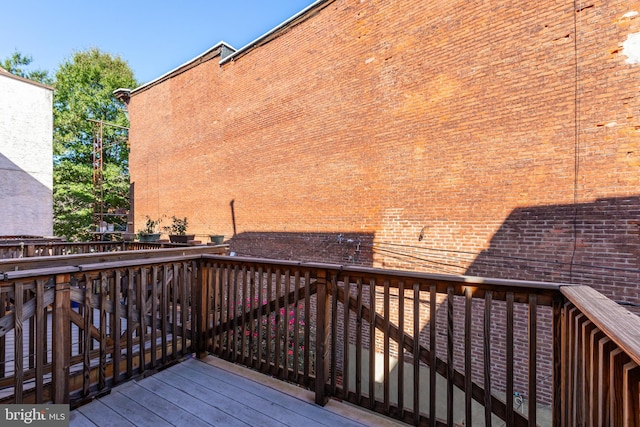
561 285 640 366
0 245 227 273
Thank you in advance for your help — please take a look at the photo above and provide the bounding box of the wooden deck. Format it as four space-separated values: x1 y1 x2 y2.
70 355 404 427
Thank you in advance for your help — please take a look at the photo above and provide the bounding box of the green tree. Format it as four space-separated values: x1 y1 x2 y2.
1 50 51 84
53 48 137 241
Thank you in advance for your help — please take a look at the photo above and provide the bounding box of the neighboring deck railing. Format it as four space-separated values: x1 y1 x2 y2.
0 253 638 426
0 241 194 259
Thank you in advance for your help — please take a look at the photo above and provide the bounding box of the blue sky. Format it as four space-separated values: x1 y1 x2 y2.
0 1 317 84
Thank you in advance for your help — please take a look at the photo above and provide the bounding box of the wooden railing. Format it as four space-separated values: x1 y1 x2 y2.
0 253 638 426
0 245 228 273
0 241 202 259
0 256 198 405
560 286 640 426
198 256 562 426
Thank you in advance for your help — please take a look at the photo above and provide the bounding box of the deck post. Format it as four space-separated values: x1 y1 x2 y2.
52 274 71 404
315 269 330 406
196 260 209 359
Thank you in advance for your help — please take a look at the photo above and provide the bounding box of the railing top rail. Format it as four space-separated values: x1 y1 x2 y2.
0 253 208 282
1 265 82 281
0 241 113 247
0 245 226 273
201 254 565 292
561 285 640 366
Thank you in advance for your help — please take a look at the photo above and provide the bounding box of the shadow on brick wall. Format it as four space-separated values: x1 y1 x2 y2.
465 195 640 304
412 196 640 413
229 231 375 267
0 153 52 236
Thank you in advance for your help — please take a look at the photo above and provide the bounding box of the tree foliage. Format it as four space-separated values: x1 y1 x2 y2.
1 51 52 84
53 48 137 241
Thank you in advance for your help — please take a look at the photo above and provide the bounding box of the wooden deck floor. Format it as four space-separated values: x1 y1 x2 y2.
70 355 404 427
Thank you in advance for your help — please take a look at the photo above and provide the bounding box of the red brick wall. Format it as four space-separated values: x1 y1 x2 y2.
129 0 640 408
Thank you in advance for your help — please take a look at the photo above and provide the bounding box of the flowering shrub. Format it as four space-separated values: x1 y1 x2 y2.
230 296 315 373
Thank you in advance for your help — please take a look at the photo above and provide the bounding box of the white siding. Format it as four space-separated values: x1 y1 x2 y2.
0 73 53 236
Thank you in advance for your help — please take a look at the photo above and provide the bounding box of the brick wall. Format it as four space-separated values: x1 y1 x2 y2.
129 0 640 408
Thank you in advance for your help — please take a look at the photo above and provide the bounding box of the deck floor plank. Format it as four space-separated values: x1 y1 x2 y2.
181 359 366 427
168 360 338 426
72 356 402 427
107 381 215 427
75 399 136 427
88 389 174 427
136 376 250 427
145 367 264 426
68 410 97 427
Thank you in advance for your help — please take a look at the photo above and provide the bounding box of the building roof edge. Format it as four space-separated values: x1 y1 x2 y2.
220 0 331 65
0 67 53 91
131 41 234 95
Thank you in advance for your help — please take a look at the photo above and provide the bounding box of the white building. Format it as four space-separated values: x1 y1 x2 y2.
0 67 53 237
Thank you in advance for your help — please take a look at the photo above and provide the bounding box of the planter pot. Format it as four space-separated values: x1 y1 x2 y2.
210 235 225 245
169 234 195 244
139 233 161 242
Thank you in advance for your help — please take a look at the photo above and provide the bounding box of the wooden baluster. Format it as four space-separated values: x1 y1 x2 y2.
53 274 70 403
241 266 248 365
83 276 91 396
315 269 330 406
506 292 515 427
256 267 264 371
139 267 147 372
369 278 376 410
35 279 45 402
127 269 134 377
415 283 421 426
181 262 188 356
383 280 390 414
464 286 472 427
356 278 363 404
264 267 272 369
529 294 537 427
151 266 158 367
447 286 454 427
14 281 23 403
284 269 291 379
293 269 300 381
274 268 282 375
398 281 405 419
484 290 493 427
99 272 107 390
171 264 178 360
430 284 437 427
249 266 256 368
623 363 640 427
162 264 169 363
303 270 311 385
113 270 121 385
0 291 6 379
